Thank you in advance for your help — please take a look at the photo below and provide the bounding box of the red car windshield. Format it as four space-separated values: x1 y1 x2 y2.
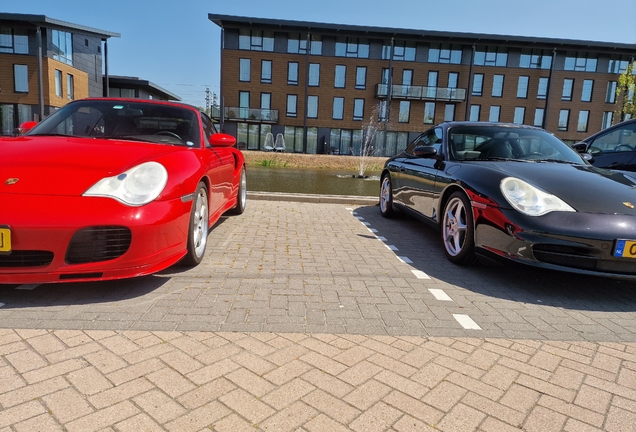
28 100 200 147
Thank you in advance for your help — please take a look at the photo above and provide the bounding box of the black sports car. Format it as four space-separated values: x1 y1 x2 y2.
379 121 636 279
572 118 636 171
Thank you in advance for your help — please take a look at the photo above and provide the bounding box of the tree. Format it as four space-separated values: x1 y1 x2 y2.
615 60 636 122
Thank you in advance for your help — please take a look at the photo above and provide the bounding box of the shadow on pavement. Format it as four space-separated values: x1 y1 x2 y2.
353 204 636 313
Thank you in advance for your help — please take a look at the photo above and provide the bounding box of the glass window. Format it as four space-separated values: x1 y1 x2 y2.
558 109 570 131
14 64 28 92
519 48 552 69
577 110 590 132
288 62 299 85
0 27 28 54
534 108 545 127
381 68 390 85
308 63 320 86
469 105 480 122
353 99 364 121
307 95 318 118
444 104 455 121
239 91 249 118
332 97 344 120
403 70 413 86
334 65 346 88
286 95 297 117
239 58 250 82
51 29 73 65
562 79 574 101
306 127 318 154
472 74 484 96
55 69 63 98
335 36 369 58
608 56 630 74
606 81 617 103
448 72 459 88
427 71 438 98
602 112 613 129
398 101 410 123
517 76 529 98
239 29 274 51
428 43 462 64
537 77 549 100
492 75 504 97
513 107 525 124
489 106 501 122
424 102 436 124
581 80 593 102
287 33 321 54
261 93 271 121
67 74 74 100
382 40 416 61
355 67 366 90
474 46 508 67
261 60 272 84
564 52 597 72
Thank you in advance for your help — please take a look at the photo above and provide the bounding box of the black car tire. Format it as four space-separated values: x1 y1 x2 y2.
379 174 396 218
182 182 209 266
226 166 246 215
441 191 478 265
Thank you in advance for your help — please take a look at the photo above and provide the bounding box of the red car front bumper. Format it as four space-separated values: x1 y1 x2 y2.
0 193 192 284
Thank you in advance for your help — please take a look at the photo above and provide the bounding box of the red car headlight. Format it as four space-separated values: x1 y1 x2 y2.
84 162 168 206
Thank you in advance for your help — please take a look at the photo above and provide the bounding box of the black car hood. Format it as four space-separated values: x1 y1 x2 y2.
466 161 636 215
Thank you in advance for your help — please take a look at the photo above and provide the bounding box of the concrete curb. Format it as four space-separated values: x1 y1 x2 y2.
247 191 379 205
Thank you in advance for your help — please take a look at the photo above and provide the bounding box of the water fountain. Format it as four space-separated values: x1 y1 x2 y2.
353 103 384 178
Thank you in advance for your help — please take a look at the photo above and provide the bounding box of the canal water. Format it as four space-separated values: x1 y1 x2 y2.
246 166 381 197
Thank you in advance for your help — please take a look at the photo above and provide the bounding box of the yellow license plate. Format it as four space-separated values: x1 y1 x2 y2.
614 240 636 258
0 226 10 253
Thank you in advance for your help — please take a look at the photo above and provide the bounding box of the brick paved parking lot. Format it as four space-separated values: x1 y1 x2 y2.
2 198 636 431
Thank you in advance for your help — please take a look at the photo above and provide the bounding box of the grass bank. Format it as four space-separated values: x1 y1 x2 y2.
241 150 389 172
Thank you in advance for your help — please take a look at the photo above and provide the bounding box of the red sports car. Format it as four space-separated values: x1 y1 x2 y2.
0 98 246 284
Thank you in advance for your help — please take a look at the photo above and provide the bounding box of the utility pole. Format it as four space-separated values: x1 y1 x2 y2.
205 87 211 115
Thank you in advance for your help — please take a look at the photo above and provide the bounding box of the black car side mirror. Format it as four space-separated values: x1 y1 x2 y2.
413 145 437 158
571 142 587 153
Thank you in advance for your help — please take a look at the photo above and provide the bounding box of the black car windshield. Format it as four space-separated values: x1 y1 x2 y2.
448 125 585 164
27 99 200 146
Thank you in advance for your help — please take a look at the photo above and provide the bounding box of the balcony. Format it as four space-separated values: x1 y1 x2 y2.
224 107 279 123
375 84 466 102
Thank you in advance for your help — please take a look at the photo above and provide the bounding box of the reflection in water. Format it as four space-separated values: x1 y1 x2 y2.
247 166 381 197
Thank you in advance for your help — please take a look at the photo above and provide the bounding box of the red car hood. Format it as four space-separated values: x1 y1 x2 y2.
1 136 182 196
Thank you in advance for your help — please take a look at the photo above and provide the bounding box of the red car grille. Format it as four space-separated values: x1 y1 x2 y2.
65 226 132 264
0 251 54 267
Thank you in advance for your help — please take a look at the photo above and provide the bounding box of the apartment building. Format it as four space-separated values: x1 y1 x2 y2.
209 14 636 156
0 13 119 135
105 75 181 101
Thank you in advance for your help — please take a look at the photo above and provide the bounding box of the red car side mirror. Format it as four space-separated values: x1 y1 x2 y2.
210 133 237 147
18 121 38 135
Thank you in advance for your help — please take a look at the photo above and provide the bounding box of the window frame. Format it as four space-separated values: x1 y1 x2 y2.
355 66 367 90
260 60 272 84
517 76 529 99
286 94 298 117
287 62 299 86
332 96 344 120
492 74 504 98
562 78 574 101
353 98 364 121
13 64 28 93
334 65 346 88
239 58 251 82
472 73 484 96
558 109 570 131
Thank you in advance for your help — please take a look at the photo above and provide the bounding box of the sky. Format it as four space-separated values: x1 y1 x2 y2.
5 0 636 108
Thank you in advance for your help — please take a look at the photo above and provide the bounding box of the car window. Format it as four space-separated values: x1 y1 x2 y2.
406 127 443 155
28 100 201 146
200 112 218 147
589 123 636 153
448 125 584 163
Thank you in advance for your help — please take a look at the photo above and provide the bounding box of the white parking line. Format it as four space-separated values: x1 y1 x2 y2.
386 245 398 251
453 314 482 330
355 216 365 220
376 236 387 241
16 284 40 290
368 228 378 233
397 256 413 264
411 269 430 279
429 288 452 301
362 222 371 226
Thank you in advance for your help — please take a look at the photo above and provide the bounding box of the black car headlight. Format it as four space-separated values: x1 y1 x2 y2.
500 177 575 216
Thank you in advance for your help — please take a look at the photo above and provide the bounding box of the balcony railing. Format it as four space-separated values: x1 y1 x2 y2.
375 84 467 102
224 107 279 123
